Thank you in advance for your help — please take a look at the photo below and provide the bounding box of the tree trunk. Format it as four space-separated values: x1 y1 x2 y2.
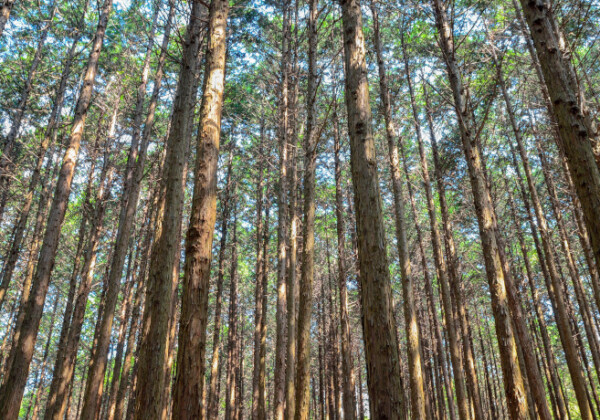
273 0 291 417
206 145 235 419
293 0 317 418
171 0 229 417
332 99 357 420
0 1 85 308
399 29 468 420
251 126 267 420
0 0 112 415
339 0 404 417
370 3 425 417
225 211 240 420
430 1 529 418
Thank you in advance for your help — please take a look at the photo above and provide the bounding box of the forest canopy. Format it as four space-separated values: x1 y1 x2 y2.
0 0 599 418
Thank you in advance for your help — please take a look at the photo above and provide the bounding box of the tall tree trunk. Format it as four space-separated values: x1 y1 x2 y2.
207 146 235 419
486 48 553 420
399 28 468 420
43 107 119 420
370 3 425 417
293 0 317 418
339 0 404 417
423 85 485 420
495 45 593 416
225 210 240 420
0 0 113 415
332 100 357 420
430 1 529 418
171 0 229 417
251 126 267 420
273 0 291 417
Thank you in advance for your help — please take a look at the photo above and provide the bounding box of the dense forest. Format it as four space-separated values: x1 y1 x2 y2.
0 0 599 418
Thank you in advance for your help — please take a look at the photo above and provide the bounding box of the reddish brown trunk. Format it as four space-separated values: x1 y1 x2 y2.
339 0 404 417
171 0 229 417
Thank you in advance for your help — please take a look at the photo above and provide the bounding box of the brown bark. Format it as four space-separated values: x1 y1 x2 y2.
430 1 529 417
536 137 600 380
251 127 267 420
225 211 240 420
332 101 357 420
339 0 404 417
370 3 425 417
273 1 291 417
293 0 317 418
496 52 592 416
399 30 468 420
206 146 235 418
171 0 229 417
43 109 119 420
0 0 112 415
488 49 553 420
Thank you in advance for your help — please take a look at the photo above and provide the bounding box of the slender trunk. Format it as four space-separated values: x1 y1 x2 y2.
251 127 267 420
536 136 600 379
399 30 467 420
225 211 240 420
332 101 357 420
0 0 113 415
506 189 568 420
273 1 291 417
369 3 424 417
488 49 553 420
293 0 317 418
431 2 529 417
171 0 229 417
207 146 235 419
339 0 404 417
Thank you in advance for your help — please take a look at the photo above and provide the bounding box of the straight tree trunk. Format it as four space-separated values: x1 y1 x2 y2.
370 3 425 417
273 1 291 417
293 0 317 417
225 211 240 420
332 100 357 420
207 146 235 419
0 0 113 415
43 109 119 420
430 1 529 417
171 0 229 417
399 30 469 420
339 0 404 417
251 126 267 420
495 50 593 416
486 49 553 420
